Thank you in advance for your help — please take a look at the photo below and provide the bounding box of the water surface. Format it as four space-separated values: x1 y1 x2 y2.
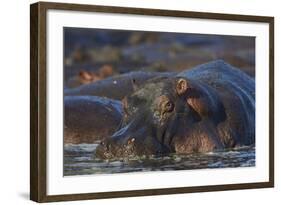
64 144 255 176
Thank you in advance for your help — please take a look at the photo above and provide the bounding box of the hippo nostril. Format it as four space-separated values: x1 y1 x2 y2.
107 144 111 150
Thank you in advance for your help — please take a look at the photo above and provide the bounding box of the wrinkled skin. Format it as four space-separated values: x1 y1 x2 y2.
95 60 255 159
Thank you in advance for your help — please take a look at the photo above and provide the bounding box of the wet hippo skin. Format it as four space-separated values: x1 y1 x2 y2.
65 71 175 100
95 60 255 159
64 96 122 144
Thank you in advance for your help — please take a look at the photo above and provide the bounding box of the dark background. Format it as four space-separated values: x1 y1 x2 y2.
64 27 255 88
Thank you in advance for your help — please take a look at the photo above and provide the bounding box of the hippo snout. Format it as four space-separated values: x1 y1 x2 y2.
95 140 114 159
95 129 138 160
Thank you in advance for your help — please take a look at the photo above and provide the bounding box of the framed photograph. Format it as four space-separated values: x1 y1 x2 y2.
30 1 274 202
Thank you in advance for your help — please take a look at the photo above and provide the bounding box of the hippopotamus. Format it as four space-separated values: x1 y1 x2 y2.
65 71 175 100
64 96 122 144
95 60 255 159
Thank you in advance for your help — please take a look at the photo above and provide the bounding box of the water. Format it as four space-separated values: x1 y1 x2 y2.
64 144 255 176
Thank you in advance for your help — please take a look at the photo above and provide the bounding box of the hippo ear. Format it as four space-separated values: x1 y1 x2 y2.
176 78 189 95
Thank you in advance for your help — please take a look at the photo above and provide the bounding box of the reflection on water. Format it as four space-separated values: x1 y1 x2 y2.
64 144 255 176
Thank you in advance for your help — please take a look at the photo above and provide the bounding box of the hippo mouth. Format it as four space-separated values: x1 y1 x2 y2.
95 115 172 160
95 109 193 160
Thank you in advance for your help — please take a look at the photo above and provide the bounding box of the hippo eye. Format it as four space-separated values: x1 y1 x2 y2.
164 101 174 112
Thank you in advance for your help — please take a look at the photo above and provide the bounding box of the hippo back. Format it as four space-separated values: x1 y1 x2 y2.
65 71 175 100
64 96 122 144
179 60 254 97
178 60 255 146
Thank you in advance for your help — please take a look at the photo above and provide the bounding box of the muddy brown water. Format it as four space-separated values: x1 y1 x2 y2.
64 144 255 176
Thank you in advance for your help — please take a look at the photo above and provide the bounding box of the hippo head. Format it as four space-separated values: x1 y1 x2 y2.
95 76 222 159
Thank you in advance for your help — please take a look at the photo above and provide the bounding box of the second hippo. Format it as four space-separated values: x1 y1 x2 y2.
64 96 122 144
